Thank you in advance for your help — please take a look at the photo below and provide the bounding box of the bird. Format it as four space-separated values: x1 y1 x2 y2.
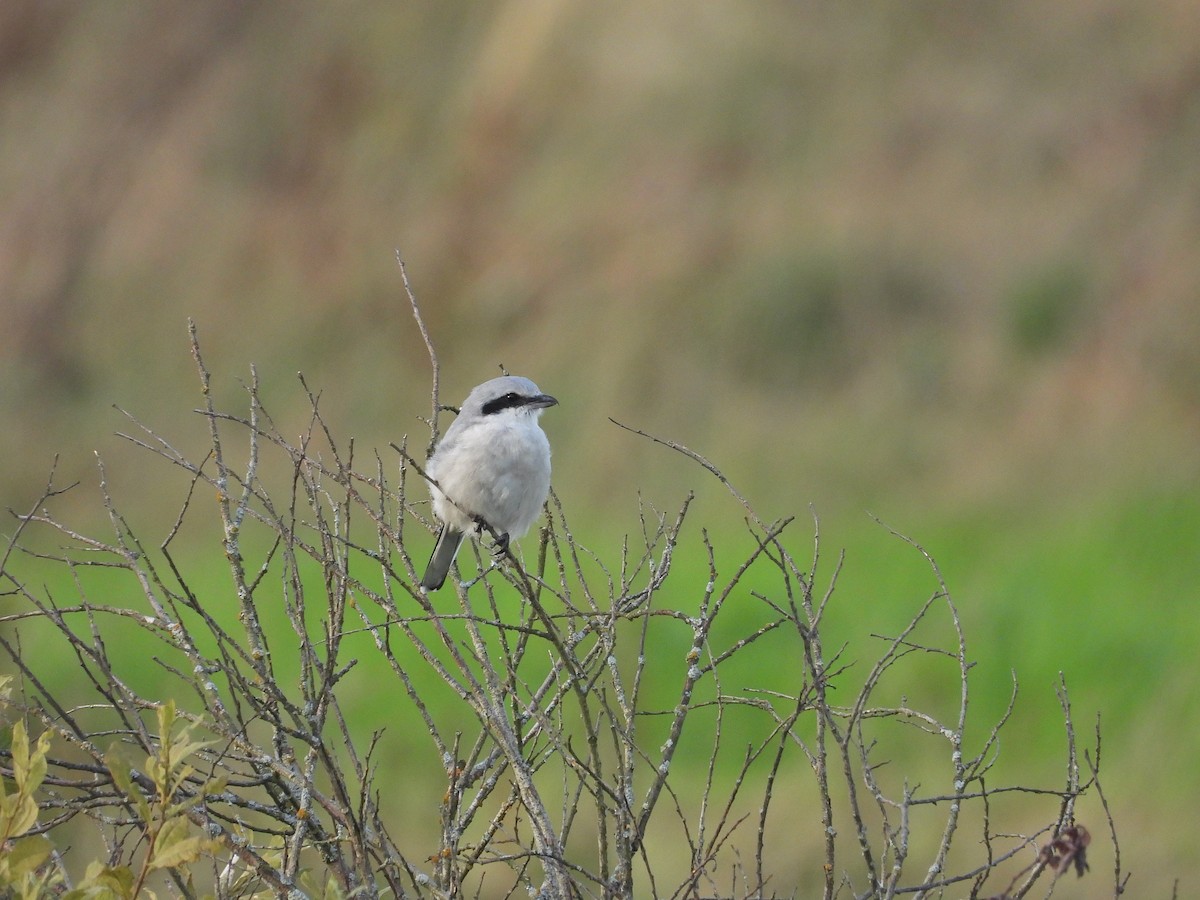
420 375 558 591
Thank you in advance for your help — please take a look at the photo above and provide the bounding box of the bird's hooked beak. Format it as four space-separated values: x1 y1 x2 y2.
529 393 558 409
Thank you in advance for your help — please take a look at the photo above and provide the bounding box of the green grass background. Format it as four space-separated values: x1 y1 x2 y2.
2 3 1199 894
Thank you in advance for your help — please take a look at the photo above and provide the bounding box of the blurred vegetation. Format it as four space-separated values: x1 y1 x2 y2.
2 1 1198 893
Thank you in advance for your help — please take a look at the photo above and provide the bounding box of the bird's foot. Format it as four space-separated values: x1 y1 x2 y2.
471 515 511 558
491 532 511 559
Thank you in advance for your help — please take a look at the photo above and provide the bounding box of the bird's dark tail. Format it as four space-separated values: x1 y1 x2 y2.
420 525 465 591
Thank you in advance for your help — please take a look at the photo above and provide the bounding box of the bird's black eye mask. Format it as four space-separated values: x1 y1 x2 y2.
481 392 526 416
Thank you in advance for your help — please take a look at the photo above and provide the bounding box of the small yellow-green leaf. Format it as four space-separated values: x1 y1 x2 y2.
156 700 177 740
132 793 152 827
10 720 30 781
4 833 54 875
170 737 212 765
148 816 211 871
143 754 165 790
24 747 47 795
20 729 51 796
165 792 208 819
67 862 136 900
0 785 15 818
106 747 133 795
149 815 190 859
166 763 198 796
297 868 323 897
108 749 153 824
4 794 39 838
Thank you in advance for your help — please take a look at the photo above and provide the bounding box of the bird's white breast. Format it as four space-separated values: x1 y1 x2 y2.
428 414 551 539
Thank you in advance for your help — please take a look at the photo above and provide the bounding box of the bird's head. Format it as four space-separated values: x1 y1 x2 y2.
464 375 558 420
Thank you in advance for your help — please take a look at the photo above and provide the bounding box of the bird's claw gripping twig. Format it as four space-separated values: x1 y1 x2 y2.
471 514 511 558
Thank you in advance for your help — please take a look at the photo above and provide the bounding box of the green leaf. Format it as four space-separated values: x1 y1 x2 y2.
203 773 229 797
150 834 211 871
65 862 136 900
169 738 213 765
143 754 165 791
23 732 49 795
106 747 133 796
7 724 48 792
148 817 210 870
4 794 38 838
0 783 14 818
10 720 30 784
107 748 152 824
165 762 198 797
155 700 177 740
149 815 189 856
3 833 54 876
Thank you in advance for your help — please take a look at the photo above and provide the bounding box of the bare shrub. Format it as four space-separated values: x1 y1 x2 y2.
0 276 1121 899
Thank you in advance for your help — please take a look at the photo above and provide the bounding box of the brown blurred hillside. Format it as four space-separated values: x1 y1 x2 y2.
3 2 1200 893
3 1 1198 525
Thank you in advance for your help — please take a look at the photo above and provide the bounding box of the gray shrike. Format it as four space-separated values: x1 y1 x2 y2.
420 375 557 591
